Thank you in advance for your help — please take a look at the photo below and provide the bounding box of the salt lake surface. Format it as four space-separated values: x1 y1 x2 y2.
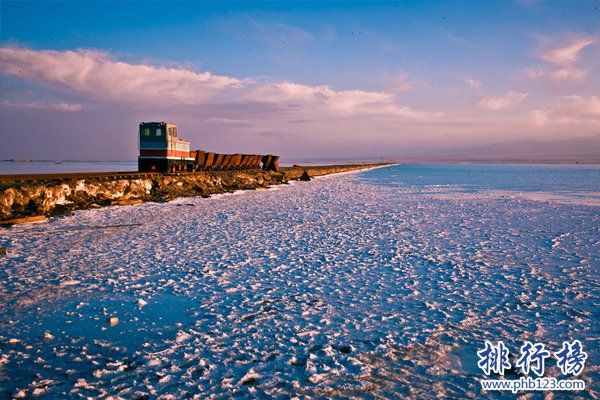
0 164 598 399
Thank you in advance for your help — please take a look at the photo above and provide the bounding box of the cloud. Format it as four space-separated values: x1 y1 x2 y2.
550 67 587 81
526 66 587 82
530 109 549 127
530 96 600 127
246 81 437 119
527 37 595 83
0 100 82 112
0 47 242 106
0 46 439 121
541 37 594 66
478 91 528 111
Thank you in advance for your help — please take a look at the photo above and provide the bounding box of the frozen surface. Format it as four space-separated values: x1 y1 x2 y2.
0 164 598 398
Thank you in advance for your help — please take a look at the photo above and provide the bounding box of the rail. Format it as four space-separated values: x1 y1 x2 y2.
0 164 385 185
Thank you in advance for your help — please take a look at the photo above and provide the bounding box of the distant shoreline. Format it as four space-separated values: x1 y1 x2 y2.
1 158 599 176
1 158 599 165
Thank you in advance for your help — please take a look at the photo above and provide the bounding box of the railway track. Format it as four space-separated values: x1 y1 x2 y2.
0 164 385 185
0 169 271 184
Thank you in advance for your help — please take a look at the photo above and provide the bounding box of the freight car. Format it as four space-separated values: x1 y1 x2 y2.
138 121 280 173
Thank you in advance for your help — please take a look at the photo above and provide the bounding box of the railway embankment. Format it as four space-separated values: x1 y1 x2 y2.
0 164 386 224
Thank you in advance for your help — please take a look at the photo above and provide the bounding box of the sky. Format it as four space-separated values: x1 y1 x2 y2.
0 0 599 162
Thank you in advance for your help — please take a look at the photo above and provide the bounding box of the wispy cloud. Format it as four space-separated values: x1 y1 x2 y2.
531 95 600 126
0 46 439 121
526 65 588 82
527 37 595 83
246 81 440 119
0 47 243 106
478 91 528 111
549 67 587 81
0 100 82 112
541 37 594 65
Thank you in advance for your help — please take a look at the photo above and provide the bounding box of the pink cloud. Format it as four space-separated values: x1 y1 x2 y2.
0 46 438 121
541 37 594 66
527 37 595 83
246 81 439 119
478 91 528 111
550 67 587 81
526 66 587 82
0 47 242 106
530 96 600 127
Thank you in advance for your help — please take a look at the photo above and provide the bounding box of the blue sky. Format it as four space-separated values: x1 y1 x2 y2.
1 1 599 161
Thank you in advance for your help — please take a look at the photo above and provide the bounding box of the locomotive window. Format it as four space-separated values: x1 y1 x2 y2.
156 128 162 136
143 128 150 136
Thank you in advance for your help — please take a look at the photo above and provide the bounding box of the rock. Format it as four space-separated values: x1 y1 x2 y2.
299 170 311 181
108 316 119 327
0 164 385 220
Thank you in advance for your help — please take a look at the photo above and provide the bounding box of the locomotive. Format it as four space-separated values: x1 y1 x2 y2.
138 122 279 173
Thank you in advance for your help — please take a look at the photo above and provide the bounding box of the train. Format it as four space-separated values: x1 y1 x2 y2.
138 122 279 173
